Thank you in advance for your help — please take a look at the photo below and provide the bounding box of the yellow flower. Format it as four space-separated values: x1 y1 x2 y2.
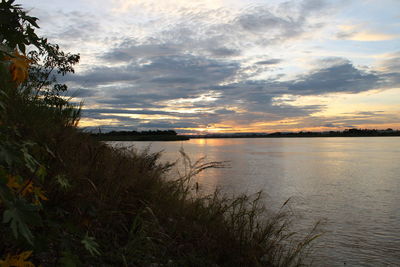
6 175 20 191
4 51 32 85
0 251 35 267
4 175 48 205
32 186 48 205
20 180 34 196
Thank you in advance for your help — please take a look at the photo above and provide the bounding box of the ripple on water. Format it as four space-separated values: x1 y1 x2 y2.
110 137 400 265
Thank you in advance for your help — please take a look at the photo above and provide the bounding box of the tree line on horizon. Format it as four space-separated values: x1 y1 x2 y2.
189 128 400 138
92 129 178 136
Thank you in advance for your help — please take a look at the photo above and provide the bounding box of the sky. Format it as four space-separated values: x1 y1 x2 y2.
20 0 400 133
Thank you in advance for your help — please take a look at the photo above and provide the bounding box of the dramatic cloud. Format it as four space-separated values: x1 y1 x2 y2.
21 0 400 132
286 59 382 94
70 51 399 132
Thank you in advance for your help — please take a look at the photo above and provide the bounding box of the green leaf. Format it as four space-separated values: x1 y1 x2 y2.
2 199 42 245
81 233 101 256
0 146 14 167
44 144 56 158
25 16 39 28
35 164 47 182
21 146 39 173
55 174 71 190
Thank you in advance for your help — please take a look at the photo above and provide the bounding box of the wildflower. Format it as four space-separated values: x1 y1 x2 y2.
3 51 32 85
6 175 20 191
0 251 35 267
20 180 34 196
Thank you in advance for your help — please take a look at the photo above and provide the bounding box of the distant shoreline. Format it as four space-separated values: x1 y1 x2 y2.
187 129 400 139
188 134 400 139
92 129 400 141
94 135 190 141
99 134 400 141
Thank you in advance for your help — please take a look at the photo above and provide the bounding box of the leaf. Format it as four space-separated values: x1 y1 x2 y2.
2 199 42 244
18 43 26 54
0 145 16 168
55 174 71 190
81 233 101 256
35 164 47 182
44 145 55 158
26 16 39 28
21 146 39 173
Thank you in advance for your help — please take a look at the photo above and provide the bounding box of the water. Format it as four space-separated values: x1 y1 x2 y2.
109 137 400 266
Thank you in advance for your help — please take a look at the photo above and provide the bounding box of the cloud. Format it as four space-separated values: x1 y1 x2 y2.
345 32 398 42
336 25 399 42
72 52 399 132
32 10 102 48
208 47 241 57
286 59 382 95
27 0 399 132
67 53 240 89
67 88 99 98
323 123 336 127
294 110 400 130
101 43 181 62
256 59 282 65
233 7 307 45
56 12 100 40
63 66 140 86
83 108 172 116
377 52 400 87
300 0 329 13
379 51 400 72
100 0 329 66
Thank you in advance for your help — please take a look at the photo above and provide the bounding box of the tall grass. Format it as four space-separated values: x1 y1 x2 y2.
36 127 320 266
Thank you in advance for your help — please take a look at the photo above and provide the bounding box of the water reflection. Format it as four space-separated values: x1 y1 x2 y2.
112 137 400 266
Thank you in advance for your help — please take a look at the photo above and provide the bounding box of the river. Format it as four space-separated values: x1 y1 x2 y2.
109 137 400 266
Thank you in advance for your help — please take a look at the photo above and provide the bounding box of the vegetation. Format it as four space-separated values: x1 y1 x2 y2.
0 1 319 266
190 128 400 139
92 130 190 141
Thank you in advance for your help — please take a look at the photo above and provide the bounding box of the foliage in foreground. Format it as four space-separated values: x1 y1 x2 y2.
0 1 319 266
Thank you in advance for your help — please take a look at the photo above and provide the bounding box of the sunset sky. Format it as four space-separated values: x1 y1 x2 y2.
21 0 400 133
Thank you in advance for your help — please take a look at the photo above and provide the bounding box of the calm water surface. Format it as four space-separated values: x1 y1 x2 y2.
110 137 400 266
